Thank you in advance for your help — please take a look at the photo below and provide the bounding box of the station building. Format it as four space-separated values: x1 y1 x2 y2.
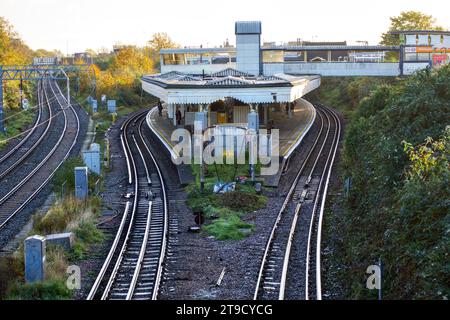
142 22 320 175
140 21 450 184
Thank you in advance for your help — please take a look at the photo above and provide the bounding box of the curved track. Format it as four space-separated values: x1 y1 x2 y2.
0 81 45 166
254 104 341 300
87 109 168 300
0 79 80 229
0 81 52 180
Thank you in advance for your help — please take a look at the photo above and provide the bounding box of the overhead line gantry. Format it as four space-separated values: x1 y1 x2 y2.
0 64 94 132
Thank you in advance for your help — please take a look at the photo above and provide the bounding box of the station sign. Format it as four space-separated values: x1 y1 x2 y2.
415 46 450 53
405 47 416 53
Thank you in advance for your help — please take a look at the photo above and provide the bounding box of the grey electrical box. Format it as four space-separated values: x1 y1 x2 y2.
83 143 101 175
107 100 116 113
24 235 46 283
74 167 88 200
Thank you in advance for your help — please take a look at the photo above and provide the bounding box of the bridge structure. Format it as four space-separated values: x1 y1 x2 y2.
0 64 94 132
159 22 449 78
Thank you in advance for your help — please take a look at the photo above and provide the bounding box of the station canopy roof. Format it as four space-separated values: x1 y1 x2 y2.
141 68 320 105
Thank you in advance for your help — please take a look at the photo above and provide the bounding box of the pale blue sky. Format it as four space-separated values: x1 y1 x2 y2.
1 0 449 53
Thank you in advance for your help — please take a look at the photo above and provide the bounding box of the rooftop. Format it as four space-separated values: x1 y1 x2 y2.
390 30 450 35
142 68 315 89
235 21 262 35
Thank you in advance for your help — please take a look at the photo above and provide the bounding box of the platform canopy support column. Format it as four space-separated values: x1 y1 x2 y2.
264 104 268 126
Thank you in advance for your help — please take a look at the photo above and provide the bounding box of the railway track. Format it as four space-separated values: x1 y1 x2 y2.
0 81 44 166
0 79 80 229
254 104 341 300
87 109 168 300
0 81 52 180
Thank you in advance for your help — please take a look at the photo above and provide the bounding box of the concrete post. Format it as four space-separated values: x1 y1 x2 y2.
173 104 178 126
167 104 174 119
264 104 268 126
75 167 88 200
195 111 207 190
248 110 259 132
248 110 259 182
24 235 46 283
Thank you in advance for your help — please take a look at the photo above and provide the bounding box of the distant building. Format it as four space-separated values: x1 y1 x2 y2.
391 30 450 67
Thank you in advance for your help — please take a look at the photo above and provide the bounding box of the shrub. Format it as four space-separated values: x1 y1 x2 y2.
331 65 450 299
219 191 267 212
0 256 23 299
6 279 72 300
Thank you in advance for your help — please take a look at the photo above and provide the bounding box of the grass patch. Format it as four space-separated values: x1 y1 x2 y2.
203 214 254 240
5 279 72 300
0 194 105 300
69 220 105 260
0 108 35 150
53 156 101 196
186 163 267 240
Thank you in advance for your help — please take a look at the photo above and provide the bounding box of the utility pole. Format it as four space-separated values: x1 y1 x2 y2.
20 76 23 109
0 66 4 133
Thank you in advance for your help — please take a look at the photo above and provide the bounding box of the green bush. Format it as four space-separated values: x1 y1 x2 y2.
0 256 23 299
53 157 85 193
330 65 450 299
6 279 72 300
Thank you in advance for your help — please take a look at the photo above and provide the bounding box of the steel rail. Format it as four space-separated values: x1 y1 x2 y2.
0 81 67 207
277 106 332 300
88 108 167 300
86 201 131 300
304 108 335 299
0 79 80 229
99 113 140 300
254 105 341 300
0 81 43 164
253 108 326 300
126 200 152 300
314 106 341 300
138 117 168 300
0 81 53 179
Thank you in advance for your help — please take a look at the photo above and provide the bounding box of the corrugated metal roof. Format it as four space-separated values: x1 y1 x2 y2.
235 21 261 34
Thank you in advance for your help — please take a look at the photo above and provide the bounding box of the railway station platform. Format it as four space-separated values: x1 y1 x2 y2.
146 99 315 187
